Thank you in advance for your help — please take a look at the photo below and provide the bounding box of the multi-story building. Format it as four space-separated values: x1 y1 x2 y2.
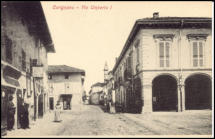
47 65 85 110
112 13 212 113
1 2 55 135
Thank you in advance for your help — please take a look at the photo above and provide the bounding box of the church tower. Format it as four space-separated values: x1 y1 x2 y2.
104 61 108 83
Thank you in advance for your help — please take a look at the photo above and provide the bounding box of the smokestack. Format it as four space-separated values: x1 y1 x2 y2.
153 12 159 18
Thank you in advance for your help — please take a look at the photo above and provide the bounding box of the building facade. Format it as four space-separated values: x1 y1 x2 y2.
47 65 85 110
89 82 106 105
112 13 212 113
1 1 55 135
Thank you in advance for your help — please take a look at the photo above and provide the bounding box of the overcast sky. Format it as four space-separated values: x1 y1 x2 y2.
41 1 212 93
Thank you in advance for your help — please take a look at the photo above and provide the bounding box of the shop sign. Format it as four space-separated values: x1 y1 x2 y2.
32 67 43 78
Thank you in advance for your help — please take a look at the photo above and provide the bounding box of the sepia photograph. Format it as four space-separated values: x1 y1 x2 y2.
1 1 214 138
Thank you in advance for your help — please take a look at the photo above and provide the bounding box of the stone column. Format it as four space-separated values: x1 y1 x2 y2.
142 84 152 113
177 84 182 112
181 84 185 111
177 76 185 112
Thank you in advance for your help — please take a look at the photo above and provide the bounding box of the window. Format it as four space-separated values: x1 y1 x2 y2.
192 41 204 67
22 50 26 71
159 41 170 67
127 57 132 71
135 40 140 64
5 36 13 63
48 75 52 80
153 34 174 68
65 74 69 79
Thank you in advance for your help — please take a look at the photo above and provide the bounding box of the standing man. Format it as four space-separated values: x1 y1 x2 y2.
23 103 30 129
7 96 16 130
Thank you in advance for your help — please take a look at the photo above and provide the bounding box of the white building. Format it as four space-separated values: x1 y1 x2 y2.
113 13 212 113
47 65 85 110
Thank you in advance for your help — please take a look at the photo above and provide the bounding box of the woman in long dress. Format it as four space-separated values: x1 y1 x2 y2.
54 101 62 122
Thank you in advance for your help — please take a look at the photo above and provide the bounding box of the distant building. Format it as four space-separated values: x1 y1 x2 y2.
89 82 106 105
112 13 212 113
89 91 103 105
1 1 55 135
47 65 85 110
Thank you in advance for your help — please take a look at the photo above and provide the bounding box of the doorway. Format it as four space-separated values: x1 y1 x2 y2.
60 94 72 110
49 97 54 110
152 75 178 111
185 74 212 110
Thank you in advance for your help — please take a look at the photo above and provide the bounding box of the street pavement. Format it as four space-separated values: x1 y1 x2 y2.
5 104 213 138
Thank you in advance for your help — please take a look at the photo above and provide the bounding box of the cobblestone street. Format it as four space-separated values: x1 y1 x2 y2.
5 105 212 137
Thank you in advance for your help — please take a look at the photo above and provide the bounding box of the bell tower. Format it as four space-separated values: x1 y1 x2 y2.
104 61 108 83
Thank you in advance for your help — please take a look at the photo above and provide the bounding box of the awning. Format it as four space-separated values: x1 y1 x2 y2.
3 76 20 87
3 65 22 79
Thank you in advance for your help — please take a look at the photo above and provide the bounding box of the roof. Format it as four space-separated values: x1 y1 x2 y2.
48 65 85 75
91 82 106 88
112 16 212 73
3 2 55 53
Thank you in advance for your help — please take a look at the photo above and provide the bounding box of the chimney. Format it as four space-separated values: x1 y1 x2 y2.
153 12 159 18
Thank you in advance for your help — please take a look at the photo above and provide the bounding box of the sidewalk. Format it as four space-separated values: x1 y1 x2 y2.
5 111 58 137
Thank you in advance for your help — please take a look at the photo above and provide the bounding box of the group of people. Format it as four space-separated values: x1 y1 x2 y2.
7 96 30 131
7 96 62 133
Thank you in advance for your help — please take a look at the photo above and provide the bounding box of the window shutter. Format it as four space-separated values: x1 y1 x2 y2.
193 42 198 58
166 42 169 58
193 42 198 67
22 50 26 71
159 42 164 57
199 42 203 66
199 42 203 58
159 42 164 67
5 36 13 63
165 42 170 67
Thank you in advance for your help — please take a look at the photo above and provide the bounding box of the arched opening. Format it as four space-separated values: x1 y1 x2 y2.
185 74 212 110
152 75 178 111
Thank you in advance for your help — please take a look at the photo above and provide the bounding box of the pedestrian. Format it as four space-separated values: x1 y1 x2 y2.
19 101 25 129
54 101 62 122
7 96 16 131
21 103 30 129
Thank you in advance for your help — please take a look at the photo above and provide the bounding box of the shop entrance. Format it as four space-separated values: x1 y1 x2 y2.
60 94 72 110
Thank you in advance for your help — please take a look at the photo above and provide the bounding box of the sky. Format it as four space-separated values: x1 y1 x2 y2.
41 1 213 93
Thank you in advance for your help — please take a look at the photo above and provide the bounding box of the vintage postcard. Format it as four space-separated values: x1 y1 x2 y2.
1 1 213 138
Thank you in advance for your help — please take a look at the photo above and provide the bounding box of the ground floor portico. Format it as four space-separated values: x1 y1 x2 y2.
141 69 212 113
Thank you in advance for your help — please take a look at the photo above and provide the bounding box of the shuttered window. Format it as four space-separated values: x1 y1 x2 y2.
22 50 26 71
5 36 13 63
135 40 140 64
192 41 204 67
159 41 170 67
